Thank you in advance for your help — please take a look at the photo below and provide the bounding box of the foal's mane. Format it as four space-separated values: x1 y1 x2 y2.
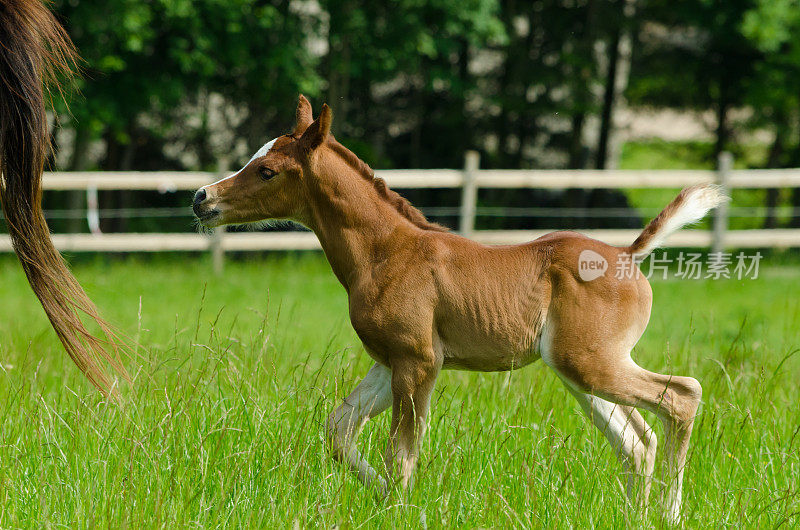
325 139 449 232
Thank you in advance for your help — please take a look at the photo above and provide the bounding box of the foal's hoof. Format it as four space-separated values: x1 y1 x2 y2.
661 504 682 526
370 476 390 501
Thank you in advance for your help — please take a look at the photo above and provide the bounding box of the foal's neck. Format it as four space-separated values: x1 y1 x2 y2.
301 154 413 291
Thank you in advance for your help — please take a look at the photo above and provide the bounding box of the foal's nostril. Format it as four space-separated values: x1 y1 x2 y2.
194 188 207 206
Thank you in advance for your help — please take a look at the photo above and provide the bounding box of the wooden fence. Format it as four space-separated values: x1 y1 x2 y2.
2 151 800 272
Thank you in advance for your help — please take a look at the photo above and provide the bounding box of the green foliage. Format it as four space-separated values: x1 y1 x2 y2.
54 0 322 160
30 1 800 231
319 0 506 168
46 0 800 173
742 0 799 52
628 0 761 119
740 0 800 168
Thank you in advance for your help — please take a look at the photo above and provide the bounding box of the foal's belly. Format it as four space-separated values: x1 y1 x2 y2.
438 326 542 372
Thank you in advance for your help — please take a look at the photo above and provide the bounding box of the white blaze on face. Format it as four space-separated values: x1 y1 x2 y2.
207 137 279 187
245 137 278 167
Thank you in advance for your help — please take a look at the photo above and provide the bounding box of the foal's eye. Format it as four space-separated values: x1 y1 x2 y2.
259 167 277 180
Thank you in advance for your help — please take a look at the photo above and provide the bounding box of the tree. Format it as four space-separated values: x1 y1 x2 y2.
51 0 322 231
319 0 505 169
627 0 761 160
742 0 800 227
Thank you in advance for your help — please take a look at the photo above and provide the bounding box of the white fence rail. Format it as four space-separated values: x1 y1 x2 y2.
2 151 800 270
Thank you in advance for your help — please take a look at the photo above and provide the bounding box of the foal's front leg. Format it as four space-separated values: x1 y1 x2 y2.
384 357 441 490
327 363 392 490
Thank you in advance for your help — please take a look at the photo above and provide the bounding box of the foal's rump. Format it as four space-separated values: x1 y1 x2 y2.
540 231 653 349
533 184 727 390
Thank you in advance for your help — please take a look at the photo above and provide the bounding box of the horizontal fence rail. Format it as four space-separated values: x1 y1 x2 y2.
1 229 798 254
2 151 800 272
36 168 800 190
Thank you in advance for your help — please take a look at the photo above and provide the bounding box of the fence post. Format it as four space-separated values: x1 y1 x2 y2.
85 185 101 235
712 151 733 256
460 150 480 238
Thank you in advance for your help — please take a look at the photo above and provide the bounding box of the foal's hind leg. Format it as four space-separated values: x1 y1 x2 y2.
560 380 657 506
588 364 701 523
641 367 702 522
327 363 392 490
552 352 701 523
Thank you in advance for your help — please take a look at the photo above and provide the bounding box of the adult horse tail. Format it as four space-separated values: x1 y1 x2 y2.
0 0 128 396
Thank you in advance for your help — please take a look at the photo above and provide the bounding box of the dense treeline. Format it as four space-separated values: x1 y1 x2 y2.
32 0 800 231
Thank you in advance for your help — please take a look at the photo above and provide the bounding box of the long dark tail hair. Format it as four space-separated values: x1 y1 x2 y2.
0 0 128 396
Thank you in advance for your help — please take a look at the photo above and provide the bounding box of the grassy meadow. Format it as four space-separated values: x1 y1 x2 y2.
0 253 798 527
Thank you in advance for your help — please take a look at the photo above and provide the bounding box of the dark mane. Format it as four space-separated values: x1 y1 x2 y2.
325 139 449 232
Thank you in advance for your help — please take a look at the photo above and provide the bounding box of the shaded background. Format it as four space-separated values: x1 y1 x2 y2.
18 0 800 234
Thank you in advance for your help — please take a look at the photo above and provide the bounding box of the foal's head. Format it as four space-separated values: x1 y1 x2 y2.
193 95 330 227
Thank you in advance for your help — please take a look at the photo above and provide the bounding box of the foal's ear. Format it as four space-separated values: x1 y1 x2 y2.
298 103 332 152
293 94 313 136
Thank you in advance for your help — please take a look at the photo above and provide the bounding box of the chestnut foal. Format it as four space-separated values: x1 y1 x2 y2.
193 96 725 521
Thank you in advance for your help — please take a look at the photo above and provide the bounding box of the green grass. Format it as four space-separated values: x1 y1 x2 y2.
0 253 799 527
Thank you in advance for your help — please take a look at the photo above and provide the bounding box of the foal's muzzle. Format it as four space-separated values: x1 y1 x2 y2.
192 187 219 222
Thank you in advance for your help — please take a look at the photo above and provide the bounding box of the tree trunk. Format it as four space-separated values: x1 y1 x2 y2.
457 37 471 159
115 122 137 233
763 127 785 229
513 11 538 168
493 0 518 167
568 113 586 169
325 1 353 136
791 133 800 228
196 90 215 170
791 189 800 228
596 3 623 170
714 83 729 160
411 59 430 168
568 0 597 170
